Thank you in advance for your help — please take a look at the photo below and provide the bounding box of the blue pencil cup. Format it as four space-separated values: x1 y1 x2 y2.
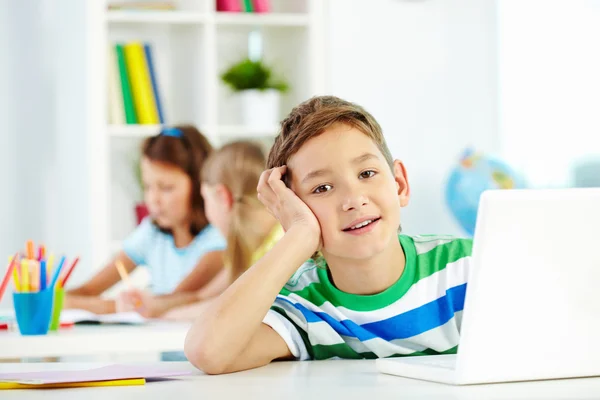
13 290 54 335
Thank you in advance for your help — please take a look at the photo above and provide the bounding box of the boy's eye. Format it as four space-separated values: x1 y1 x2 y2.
359 170 376 179
313 184 332 194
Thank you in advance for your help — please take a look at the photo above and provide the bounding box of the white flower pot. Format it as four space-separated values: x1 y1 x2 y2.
239 89 280 130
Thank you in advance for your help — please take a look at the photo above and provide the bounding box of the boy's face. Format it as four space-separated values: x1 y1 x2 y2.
287 123 410 261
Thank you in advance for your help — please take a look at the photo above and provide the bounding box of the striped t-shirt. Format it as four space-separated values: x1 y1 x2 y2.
263 234 473 360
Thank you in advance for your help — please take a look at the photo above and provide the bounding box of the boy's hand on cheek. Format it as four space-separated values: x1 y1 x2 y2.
257 166 322 252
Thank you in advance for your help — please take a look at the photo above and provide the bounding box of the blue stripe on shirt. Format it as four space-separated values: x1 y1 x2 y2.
278 283 467 342
277 296 377 340
361 283 467 341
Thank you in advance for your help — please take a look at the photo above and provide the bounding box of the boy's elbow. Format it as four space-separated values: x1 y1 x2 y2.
184 331 229 375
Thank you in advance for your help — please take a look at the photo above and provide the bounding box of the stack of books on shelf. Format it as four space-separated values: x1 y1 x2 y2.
217 0 271 13
108 42 165 125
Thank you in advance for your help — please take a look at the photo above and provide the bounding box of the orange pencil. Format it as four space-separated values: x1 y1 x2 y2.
26 240 35 260
115 260 143 309
115 260 132 288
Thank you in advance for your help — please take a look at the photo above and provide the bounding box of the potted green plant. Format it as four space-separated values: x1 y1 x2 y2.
221 58 289 129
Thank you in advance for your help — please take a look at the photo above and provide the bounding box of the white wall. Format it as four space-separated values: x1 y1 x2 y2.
0 1 100 308
326 0 499 236
1 5 15 309
0 1 57 308
0 3 18 279
498 1 600 188
49 0 100 286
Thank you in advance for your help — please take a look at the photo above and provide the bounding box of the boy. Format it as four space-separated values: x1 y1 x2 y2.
184 96 473 374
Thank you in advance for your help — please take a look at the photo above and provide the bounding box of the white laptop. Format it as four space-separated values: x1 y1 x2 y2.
377 188 600 385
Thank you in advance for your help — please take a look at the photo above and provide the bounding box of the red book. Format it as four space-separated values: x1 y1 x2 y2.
217 0 242 12
252 0 270 13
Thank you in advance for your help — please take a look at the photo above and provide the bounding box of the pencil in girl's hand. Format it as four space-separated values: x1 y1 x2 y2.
115 260 143 310
0 253 18 302
59 256 80 288
115 260 132 288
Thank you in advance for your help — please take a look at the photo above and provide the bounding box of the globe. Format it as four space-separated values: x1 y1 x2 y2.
446 149 527 236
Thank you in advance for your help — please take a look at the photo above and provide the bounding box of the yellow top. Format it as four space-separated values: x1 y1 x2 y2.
250 224 284 265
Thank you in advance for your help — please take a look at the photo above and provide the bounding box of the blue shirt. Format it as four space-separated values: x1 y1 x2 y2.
122 218 226 294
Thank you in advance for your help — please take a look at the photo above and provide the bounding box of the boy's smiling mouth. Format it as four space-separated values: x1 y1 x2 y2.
342 216 382 234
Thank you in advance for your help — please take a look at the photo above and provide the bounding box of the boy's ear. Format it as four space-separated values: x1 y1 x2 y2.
393 160 410 207
215 184 234 210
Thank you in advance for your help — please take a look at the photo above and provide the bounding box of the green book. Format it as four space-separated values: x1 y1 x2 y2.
115 43 137 124
242 0 253 12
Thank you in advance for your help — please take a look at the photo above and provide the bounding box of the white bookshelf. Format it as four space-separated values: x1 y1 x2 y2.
109 124 164 137
75 0 327 271
107 11 208 24
108 11 309 26
215 13 310 26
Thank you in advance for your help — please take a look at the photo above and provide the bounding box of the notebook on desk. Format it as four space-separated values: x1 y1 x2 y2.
377 188 600 385
0 364 192 389
60 309 147 325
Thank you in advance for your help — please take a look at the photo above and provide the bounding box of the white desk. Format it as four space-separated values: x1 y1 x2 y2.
0 323 190 359
3 360 600 399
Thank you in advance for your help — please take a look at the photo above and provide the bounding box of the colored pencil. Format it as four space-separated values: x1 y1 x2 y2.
40 259 47 291
26 240 35 260
0 253 18 301
21 259 29 292
49 256 66 289
59 257 80 288
115 260 132 288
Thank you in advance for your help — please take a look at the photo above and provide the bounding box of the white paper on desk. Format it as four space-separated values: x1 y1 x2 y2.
0 364 192 385
60 309 147 325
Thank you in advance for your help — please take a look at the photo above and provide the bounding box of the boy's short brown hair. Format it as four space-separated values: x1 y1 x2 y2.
267 96 394 171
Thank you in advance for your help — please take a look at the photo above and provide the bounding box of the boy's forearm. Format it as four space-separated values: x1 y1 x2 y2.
185 226 316 368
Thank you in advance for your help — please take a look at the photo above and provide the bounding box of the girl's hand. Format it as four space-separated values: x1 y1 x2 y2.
116 289 141 313
257 166 322 253
116 289 156 317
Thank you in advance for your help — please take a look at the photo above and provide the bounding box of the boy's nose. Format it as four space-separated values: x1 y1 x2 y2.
342 194 369 212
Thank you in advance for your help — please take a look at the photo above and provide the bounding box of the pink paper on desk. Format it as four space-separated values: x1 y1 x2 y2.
0 365 193 385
